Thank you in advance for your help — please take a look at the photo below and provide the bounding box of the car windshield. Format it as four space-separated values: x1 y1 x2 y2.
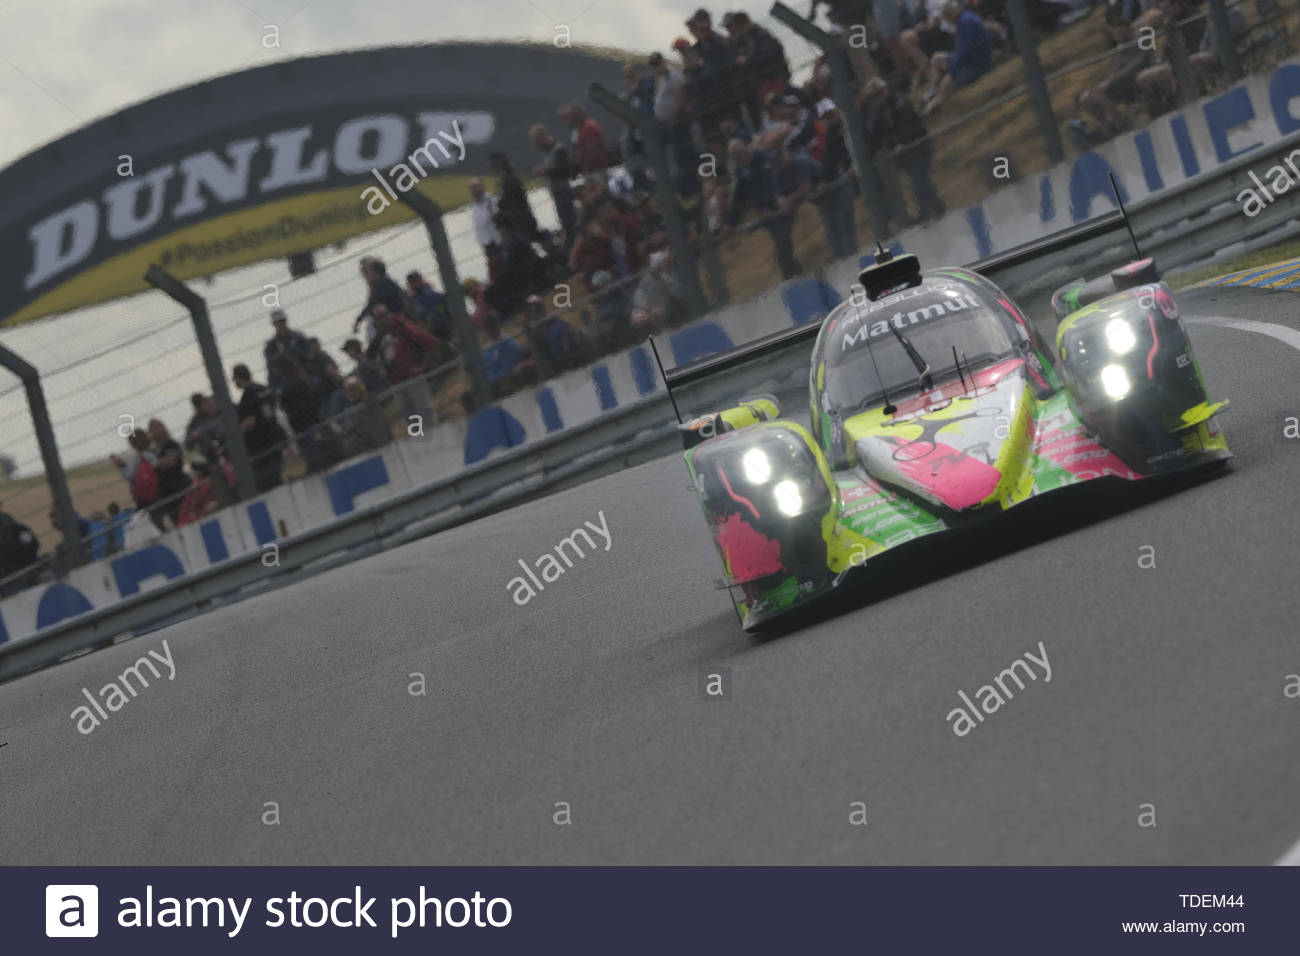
824 282 1018 412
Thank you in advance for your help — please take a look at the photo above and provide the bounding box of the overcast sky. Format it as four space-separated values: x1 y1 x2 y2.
0 0 786 168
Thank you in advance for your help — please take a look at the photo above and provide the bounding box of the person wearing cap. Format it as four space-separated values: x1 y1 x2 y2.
263 310 312 392
812 98 859 259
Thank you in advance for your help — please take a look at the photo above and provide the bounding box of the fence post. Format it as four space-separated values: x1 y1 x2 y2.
397 192 494 410
144 265 258 501
769 2 892 238
1006 0 1064 165
1164 18 1201 103
589 82 711 320
0 344 86 568
1205 0 1242 82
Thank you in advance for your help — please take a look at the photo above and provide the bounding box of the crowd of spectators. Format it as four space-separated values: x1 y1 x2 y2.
9 0 1254 587
1076 0 1251 147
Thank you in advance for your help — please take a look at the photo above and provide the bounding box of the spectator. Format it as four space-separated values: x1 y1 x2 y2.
184 392 225 461
467 177 502 253
232 363 287 492
762 91 821 156
880 0 932 88
557 103 610 174
372 303 439 429
860 76 945 222
0 506 40 597
569 211 617 284
147 418 192 528
596 196 645 278
488 213 548 318
480 314 539 397
338 376 392 458
590 269 635 350
725 11 792 123
1130 1 1248 111
525 294 592 375
341 338 391 402
461 277 494 331
724 138 801 279
110 429 161 525
176 458 233 527
85 510 112 560
686 7 737 126
901 0 958 76
263 310 313 391
489 152 540 241
632 249 687 334
529 123 579 248
619 61 657 190
406 270 454 340
305 337 338 386
106 502 129 554
649 51 701 197
353 256 410 344
270 355 331 473
924 2 994 116
809 100 859 259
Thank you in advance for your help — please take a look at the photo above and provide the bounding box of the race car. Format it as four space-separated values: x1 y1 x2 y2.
677 248 1230 629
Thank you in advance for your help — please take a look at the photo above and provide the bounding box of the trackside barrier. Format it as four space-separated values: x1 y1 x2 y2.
5 58 1300 673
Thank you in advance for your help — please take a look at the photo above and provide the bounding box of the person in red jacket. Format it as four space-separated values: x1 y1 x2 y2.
557 103 610 174
372 303 440 429
176 458 235 527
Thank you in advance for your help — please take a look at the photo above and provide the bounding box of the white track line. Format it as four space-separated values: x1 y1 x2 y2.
1276 838 1300 866
1189 313 1300 863
1186 315 1300 353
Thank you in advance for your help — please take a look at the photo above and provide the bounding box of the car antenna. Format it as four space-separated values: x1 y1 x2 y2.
648 335 682 424
952 344 968 394
865 243 898 415
1108 171 1143 260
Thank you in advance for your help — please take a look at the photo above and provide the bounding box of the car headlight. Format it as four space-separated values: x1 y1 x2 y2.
742 448 772 484
773 479 803 516
1100 363 1131 400
1105 318 1137 355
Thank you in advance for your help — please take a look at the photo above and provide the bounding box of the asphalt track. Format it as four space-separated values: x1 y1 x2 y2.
1 285 1297 865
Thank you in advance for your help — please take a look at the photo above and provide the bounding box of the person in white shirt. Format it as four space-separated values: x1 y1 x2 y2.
468 177 501 251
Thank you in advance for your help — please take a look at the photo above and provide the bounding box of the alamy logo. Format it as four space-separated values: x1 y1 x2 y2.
46 885 99 937
506 510 612 605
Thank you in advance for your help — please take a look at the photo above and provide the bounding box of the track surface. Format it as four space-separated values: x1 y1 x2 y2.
2 285 1297 865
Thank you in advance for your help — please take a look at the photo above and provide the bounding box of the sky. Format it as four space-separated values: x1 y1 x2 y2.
0 0 810 507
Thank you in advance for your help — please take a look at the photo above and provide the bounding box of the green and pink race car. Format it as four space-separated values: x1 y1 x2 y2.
675 249 1231 629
